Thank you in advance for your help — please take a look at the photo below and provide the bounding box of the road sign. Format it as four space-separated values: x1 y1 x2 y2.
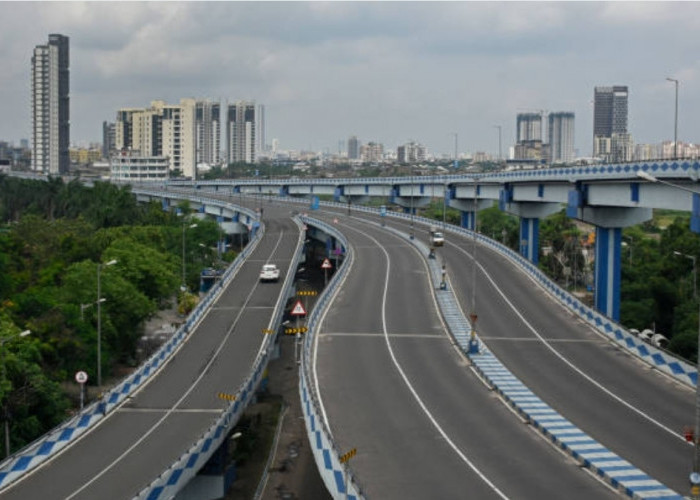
321 258 332 269
218 392 237 401
261 328 275 334
333 218 338 224
285 326 308 335
290 300 307 316
691 472 700 485
75 371 88 384
339 447 357 463
297 290 317 296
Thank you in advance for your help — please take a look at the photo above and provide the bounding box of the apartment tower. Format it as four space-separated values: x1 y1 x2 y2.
593 86 629 161
31 34 70 174
548 112 575 163
226 101 256 164
195 100 221 166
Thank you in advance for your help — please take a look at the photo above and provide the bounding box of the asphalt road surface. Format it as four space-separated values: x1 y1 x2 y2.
1 213 301 499
310 211 620 499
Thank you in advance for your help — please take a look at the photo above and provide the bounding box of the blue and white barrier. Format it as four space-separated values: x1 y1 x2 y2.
298 216 365 500
0 192 262 492
388 222 683 500
133 218 307 499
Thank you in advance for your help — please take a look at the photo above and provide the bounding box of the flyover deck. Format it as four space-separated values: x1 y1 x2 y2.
310 210 619 499
1 214 301 499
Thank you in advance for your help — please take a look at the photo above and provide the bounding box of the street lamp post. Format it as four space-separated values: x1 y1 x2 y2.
1 329 31 458
638 170 700 495
182 222 198 291
409 174 415 240
468 180 480 354
97 260 117 389
674 251 697 300
494 125 502 161
667 77 679 160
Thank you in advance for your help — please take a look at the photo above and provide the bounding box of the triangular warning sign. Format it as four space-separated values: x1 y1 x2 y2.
321 258 332 269
290 300 307 316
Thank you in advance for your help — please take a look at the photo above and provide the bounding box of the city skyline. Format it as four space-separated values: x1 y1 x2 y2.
1 2 699 157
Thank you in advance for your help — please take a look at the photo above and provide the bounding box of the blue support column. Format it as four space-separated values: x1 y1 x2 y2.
594 227 622 321
461 211 475 230
692 193 700 233
519 218 539 264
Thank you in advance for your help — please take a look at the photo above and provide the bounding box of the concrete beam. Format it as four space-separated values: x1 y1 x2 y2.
503 201 561 219
576 206 652 229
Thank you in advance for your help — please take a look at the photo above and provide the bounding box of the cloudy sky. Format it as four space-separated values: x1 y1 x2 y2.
1 1 699 157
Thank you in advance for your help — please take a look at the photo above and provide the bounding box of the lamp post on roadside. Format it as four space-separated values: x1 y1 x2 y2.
638 170 700 495
1 329 31 458
97 260 117 389
409 173 415 240
468 179 480 354
182 222 198 291
494 125 502 162
667 77 679 160
674 251 697 300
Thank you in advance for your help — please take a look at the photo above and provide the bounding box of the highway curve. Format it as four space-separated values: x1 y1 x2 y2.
1 213 301 499
309 211 619 499
362 209 693 496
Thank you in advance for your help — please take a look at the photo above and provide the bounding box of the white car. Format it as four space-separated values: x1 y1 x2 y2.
259 264 280 282
430 231 445 247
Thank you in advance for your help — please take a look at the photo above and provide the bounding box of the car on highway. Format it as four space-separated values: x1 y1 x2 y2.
430 229 445 247
259 263 281 282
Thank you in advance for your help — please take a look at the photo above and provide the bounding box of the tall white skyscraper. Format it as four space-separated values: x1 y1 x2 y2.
548 112 575 163
32 34 69 174
195 99 221 166
226 101 256 164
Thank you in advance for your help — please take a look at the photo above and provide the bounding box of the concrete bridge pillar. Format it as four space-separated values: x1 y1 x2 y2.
520 218 539 264
448 196 493 232
461 210 476 230
500 198 560 265
567 185 652 321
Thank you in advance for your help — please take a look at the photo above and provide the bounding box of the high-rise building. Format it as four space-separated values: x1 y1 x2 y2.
31 34 70 174
114 99 197 178
515 113 543 161
348 135 360 160
102 121 115 160
593 86 628 160
516 113 542 143
397 141 427 164
226 101 256 164
195 99 221 166
360 142 383 163
548 112 575 163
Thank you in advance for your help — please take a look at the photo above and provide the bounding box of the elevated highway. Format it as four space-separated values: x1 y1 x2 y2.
303 203 691 498
1 173 697 499
305 210 621 499
0 203 303 499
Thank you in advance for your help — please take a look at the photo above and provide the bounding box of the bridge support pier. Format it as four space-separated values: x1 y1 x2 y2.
520 218 539 264
461 211 475 230
567 186 652 321
448 198 493 231
501 201 560 265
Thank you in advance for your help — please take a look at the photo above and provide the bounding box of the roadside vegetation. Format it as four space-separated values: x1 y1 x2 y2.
0 175 233 453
